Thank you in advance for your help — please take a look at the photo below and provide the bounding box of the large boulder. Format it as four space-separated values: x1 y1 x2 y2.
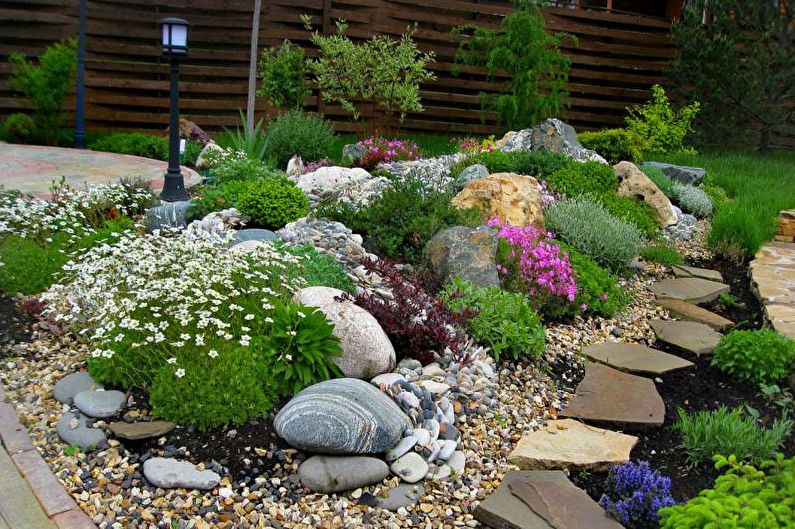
495 118 607 164
614 161 677 227
452 172 544 228
642 161 705 186
293 286 395 379
143 201 193 233
274 378 412 454
425 226 499 287
294 166 389 207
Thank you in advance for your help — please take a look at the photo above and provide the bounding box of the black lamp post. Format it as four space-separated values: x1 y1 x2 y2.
159 17 190 202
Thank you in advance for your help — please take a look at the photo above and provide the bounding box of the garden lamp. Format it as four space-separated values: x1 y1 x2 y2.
159 17 190 201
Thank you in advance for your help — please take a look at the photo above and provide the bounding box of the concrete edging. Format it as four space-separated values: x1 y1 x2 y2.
0 381 98 529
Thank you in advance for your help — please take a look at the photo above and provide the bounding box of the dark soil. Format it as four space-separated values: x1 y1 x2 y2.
0 293 34 354
689 257 764 330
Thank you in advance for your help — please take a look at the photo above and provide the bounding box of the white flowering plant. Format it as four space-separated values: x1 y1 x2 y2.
43 229 343 429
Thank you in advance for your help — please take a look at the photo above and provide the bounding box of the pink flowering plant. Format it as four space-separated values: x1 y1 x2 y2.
452 135 496 155
355 137 421 170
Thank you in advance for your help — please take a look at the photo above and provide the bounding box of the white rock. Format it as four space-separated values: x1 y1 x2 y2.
419 380 450 395
390 452 428 484
387 436 418 462
437 440 457 461
371 373 406 388
422 363 446 377
143 458 220 490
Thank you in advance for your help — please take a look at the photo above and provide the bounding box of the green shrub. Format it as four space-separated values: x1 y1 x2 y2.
641 165 676 198
641 242 684 266
192 179 252 217
659 454 794 529
282 244 356 293
674 407 793 466
546 161 618 197
474 150 512 173
459 150 572 179
238 178 310 229
315 176 481 265
546 197 645 272
672 182 713 217
712 329 795 386
596 193 659 239
88 133 169 160
441 277 546 361
210 157 281 183
8 39 77 145
626 84 700 155
1 113 35 143
257 39 308 110
264 109 336 168
262 302 343 396
578 128 644 164
561 242 630 319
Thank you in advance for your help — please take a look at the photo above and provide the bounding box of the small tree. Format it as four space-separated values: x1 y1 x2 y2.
257 39 309 110
453 0 572 131
8 38 77 146
669 0 795 151
302 17 436 133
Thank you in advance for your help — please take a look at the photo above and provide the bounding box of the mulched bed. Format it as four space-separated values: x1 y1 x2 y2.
690 257 764 330
0 292 35 354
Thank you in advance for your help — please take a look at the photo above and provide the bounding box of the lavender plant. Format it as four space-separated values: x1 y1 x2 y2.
599 461 677 528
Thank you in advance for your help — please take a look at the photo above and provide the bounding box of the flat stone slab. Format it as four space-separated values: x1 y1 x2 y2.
73 389 126 418
650 277 730 304
765 303 795 340
649 319 722 356
641 161 705 185
107 420 175 441
142 457 220 490
298 455 389 493
751 243 795 340
508 419 637 471
53 372 102 404
474 470 622 529
559 363 665 428
56 411 106 450
672 265 723 282
656 298 734 331
509 479 624 529
582 342 693 375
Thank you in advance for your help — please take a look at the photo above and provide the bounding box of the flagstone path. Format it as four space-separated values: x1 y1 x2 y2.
0 143 201 198
750 241 795 338
582 342 693 375
655 298 733 331
649 276 729 304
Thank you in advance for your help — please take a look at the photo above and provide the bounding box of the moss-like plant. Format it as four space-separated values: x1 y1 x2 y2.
238 178 310 229
546 161 618 197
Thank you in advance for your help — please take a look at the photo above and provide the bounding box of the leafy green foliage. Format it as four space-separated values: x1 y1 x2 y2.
641 165 676 198
469 149 573 179
87 133 198 167
281 244 356 293
441 277 545 361
672 182 713 218
8 39 76 145
712 330 795 386
315 176 481 265
303 17 435 128
257 39 308 110
659 454 795 529
209 157 281 184
191 179 253 217
0 113 35 143
640 242 684 266
670 1 795 152
578 128 644 164
558 242 629 319
264 109 336 168
453 0 571 129
546 161 618 197
238 178 310 229
218 110 269 162
596 193 659 239
626 85 700 155
545 196 645 272
674 407 792 467
263 302 343 396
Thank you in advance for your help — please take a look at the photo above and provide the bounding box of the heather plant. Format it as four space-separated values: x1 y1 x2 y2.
626 85 700 155
238 178 310 229
659 454 795 529
545 161 618 197
672 182 713 218
674 407 792 467
545 197 645 272
263 109 336 168
257 39 308 110
347 258 469 365
355 137 422 171
712 329 795 386
441 277 546 361
579 128 644 164
599 461 677 528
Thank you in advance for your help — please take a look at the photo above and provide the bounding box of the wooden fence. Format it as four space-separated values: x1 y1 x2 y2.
0 0 685 137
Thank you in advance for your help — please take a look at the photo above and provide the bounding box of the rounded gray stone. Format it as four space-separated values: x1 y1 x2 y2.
143 457 220 490
233 228 277 245
73 390 126 418
454 163 489 189
56 411 106 450
274 378 411 454
378 483 425 511
298 455 389 493
390 452 428 483
53 372 102 404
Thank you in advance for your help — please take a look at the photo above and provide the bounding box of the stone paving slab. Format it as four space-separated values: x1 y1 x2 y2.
649 319 722 356
0 143 201 198
650 277 730 304
672 265 723 282
656 298 734 331
473 471 572 529
509 479 623 529
582 342 693 375
0 444 57 529
751 242 795 339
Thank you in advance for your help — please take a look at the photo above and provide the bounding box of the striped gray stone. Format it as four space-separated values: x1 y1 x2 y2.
274 378 411 454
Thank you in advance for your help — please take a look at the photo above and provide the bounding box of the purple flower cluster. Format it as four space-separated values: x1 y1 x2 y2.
303 159 333 173
488 217 577 303
356 137 421 170
599 461 677 529
539 180 559 209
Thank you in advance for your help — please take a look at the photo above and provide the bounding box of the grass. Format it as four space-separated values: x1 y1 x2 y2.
647 149 795 261
641 242 684 266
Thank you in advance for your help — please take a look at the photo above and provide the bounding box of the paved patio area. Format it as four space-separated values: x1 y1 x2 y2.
0 143 202 198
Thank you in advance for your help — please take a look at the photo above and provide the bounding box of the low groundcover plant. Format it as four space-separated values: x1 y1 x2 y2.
599 460 677 528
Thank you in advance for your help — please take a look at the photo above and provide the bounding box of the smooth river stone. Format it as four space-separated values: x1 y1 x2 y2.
143 457 220 490
107 420 176 440
298 455 389 493
73 390 126 418
274 378 411 454
53 372 102 404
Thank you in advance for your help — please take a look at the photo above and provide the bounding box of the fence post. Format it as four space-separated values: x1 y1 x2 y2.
316 0 331 121
246 0 262 132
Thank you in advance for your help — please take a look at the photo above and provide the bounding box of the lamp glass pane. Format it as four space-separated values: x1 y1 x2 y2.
162 24 170 46
171 25 187 48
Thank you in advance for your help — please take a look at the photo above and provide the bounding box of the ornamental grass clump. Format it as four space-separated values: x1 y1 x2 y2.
712 329 795 386
42 230 342 429
599 461 677 529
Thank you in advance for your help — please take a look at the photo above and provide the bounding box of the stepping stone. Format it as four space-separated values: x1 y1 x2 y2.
298 455 389 493
56 411 106 451
508 419 637 472
142 457 220 490
509 479 624 529
672 265 724 282
53 372 102 404
559 363 665 428
657 298 734 331
378 483 425 511
650 277 730 304
107 420 176 441
649 319 722 356
474 470 622 529
582 342 693 375
73 389 126 418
